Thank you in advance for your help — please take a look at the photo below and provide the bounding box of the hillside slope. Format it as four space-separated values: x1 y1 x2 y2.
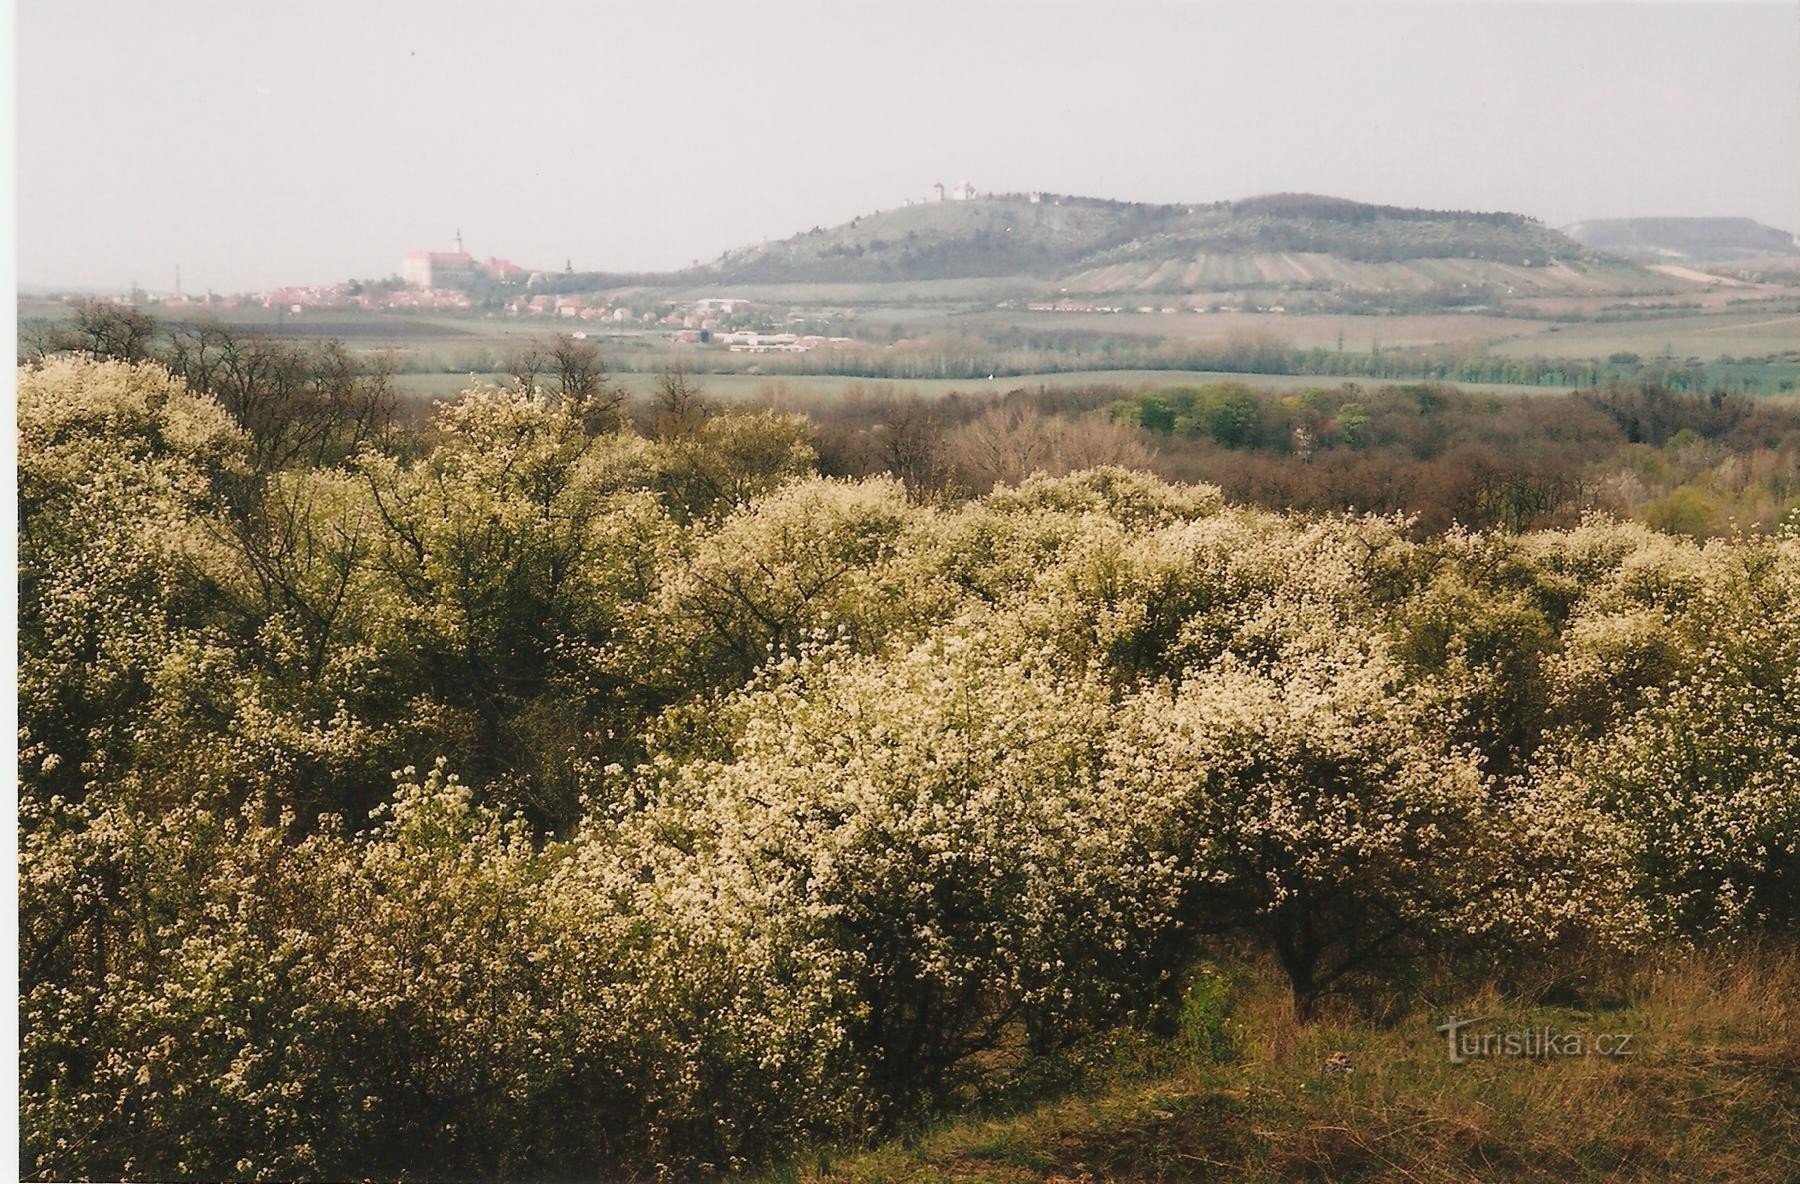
1562 216 1799 263
700 195 1182 284
786 950 1800 1184
666 193 1671 297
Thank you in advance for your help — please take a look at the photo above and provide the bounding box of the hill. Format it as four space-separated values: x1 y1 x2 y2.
625 192 1675 298
702 193 1180 284
1562 216 1799 263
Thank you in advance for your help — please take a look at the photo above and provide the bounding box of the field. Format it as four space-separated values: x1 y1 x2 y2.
961 309 1557 350
642 276 1044 306
392 367 1580 403
1486 306 1800 361
1058 252 1669 297
24 294 1800 395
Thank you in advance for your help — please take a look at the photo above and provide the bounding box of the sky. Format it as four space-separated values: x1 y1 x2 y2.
13 0 1800 293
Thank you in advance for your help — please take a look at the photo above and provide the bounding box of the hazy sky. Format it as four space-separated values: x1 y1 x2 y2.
15 0 1799 292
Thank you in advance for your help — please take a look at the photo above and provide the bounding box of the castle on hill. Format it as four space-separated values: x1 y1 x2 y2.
402 230 526 288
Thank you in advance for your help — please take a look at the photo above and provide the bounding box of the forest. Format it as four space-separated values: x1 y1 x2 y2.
17 320 1800 1179
799 375 1800 536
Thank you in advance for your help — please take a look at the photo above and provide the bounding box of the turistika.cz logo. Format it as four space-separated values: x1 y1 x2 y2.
1434 1015 1635 1063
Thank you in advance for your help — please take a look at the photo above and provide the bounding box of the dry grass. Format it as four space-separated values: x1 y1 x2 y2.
768 946 1800 1183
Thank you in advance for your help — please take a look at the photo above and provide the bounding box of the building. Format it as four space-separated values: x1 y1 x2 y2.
718 330 802 353
402 230 477 288
480 257 526 283
928 182 945 203
951 179 976 201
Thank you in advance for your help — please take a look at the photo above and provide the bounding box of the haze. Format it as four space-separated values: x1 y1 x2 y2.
16 0 1799 293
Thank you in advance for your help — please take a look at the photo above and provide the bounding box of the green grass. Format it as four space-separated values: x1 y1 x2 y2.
766 948 1800 1184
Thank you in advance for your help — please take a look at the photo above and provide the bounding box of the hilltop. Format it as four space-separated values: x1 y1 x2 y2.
640 192 1671 298
702 194 1180 284
1563 216 1799 263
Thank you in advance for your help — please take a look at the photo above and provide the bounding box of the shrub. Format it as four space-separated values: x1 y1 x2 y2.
1110 648 1500 1015
609 616 1181 1115
1549 536 1800 936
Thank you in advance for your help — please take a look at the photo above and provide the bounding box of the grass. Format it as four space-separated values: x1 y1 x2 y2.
764 947 1800 1183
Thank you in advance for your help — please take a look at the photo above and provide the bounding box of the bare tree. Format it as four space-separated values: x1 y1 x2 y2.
17 318 60 366
549 334 625 433
163 321 397 473
57 300 158 362
505 342 548 394
950 403 1154 492
878 397 952 497
650 362 710 439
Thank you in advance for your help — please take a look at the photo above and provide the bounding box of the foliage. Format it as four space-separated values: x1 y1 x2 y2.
1542 533 1800 935
1111 647 1513 1015
17 356 1800 1179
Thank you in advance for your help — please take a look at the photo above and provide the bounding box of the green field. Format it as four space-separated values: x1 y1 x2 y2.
24 293 1800 398
961 308 1556 350
392 367 1578 404
1487 307 1800 361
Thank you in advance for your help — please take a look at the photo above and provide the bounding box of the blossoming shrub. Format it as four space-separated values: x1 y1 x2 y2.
22 793 344 1181
607 617 1181 1113
1392 565 1556 775
1107 643 1623 1014
348 392 687 828
935 488 1420 686
645 407 818 520
20 765 858 1179
19 357 1800 1179
978 465 1224 529
1546 534 1800 936
635 475 946 695
18 357 246 805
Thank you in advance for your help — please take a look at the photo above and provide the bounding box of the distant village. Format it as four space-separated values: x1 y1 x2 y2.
34 190 1289 351
32 229 861 355
55 181 1012 323
386 233 855 354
